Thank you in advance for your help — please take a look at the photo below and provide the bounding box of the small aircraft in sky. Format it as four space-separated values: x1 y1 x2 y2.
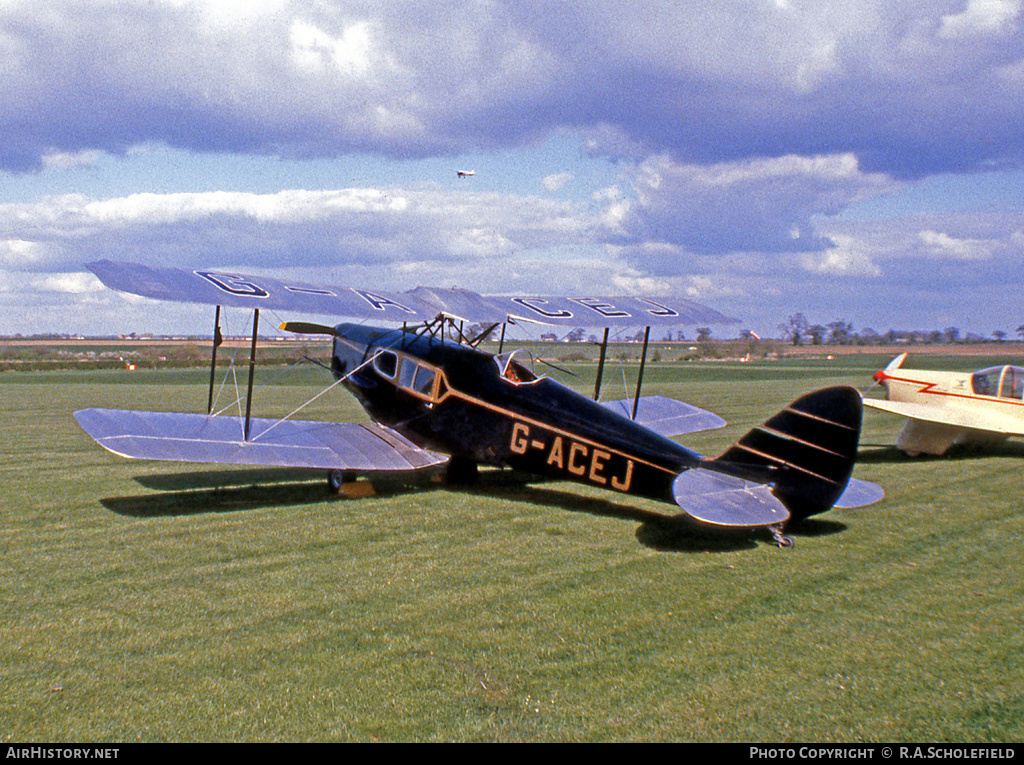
456 170 475 178
863 353 1024 455
74 260 882 547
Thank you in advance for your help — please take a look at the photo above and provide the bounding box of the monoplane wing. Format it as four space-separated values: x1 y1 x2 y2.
861 398 1024 437
74 409 447 471
86 260 737 327
600 395 726 437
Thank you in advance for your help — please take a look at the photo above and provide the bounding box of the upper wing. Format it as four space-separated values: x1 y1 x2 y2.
861 397 1024 437
74 408 448 471
600 395 726 437
87 259 441 323
86 260 737 327
487 294 737 327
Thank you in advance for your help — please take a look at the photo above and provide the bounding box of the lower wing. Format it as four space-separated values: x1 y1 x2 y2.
600 395 726 437
74 409 448 471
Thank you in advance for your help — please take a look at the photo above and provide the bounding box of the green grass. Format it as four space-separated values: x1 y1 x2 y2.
1 355 1022 741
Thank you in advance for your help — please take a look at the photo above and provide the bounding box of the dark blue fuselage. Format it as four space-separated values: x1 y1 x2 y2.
331 324 702 503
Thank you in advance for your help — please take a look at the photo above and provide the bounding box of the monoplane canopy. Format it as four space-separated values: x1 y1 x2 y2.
971 365 1024 399
86 260 737 328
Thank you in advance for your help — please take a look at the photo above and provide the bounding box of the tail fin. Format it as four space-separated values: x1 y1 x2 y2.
705 386 865 522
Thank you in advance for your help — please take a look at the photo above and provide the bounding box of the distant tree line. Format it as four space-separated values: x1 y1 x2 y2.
777 313 1023 346
480 314 1024 347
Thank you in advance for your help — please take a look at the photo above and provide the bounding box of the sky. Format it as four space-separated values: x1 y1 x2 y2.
3 0 1024 340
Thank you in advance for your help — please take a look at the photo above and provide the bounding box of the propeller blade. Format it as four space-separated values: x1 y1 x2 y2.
863 352 905 394
279 322 340 336
884 352 907 373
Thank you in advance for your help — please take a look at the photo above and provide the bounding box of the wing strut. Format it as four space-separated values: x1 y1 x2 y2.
244 309 259 442
206 306 223 415
631 326 651 420
593 327 609 400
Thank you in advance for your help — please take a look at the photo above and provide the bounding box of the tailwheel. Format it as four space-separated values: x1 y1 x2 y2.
769 524 794 549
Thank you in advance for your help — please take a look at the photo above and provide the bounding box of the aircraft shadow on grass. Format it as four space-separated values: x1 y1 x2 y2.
102 466 843 553
856 440 1024 465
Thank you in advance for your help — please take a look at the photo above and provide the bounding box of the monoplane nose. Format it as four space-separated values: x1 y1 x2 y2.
869 369 892 397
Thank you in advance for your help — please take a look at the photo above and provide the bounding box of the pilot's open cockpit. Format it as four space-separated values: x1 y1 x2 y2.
971 365 1024 399
495 351 539 386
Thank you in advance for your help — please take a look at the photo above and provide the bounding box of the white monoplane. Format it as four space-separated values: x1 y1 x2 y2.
863 353 1024 455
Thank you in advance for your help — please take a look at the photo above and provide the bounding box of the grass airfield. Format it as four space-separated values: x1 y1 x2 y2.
1 353 1022 742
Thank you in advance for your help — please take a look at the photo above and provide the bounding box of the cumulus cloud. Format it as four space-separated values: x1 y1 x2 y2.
917 229 995 260
3 1 1024 178
799 235 884 277
620 152 894 257
6 1 1024 336
939 0 1021 39
542 173 573 191
0 185 624 276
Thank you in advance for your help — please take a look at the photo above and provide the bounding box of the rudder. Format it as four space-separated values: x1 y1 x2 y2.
705 386 864 522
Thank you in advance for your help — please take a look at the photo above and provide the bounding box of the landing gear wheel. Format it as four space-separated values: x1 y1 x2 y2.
769 524 794 549
327 470 356 493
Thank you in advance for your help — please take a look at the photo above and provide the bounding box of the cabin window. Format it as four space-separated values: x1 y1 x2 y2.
392 356 444 402
374 350 398 378
398 358 417 390
413 366 436 396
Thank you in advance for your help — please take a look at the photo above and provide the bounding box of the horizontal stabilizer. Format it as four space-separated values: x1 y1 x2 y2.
601 395 726 437
74 409 448 471
712 386 868 521
671 468 790 527
833 477 885 509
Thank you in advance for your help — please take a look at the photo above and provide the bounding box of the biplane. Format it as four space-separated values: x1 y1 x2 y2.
74 260 882 547
863 353 1024 456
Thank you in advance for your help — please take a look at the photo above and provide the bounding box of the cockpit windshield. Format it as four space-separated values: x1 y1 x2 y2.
495 351 539 385
971 365 1024 399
